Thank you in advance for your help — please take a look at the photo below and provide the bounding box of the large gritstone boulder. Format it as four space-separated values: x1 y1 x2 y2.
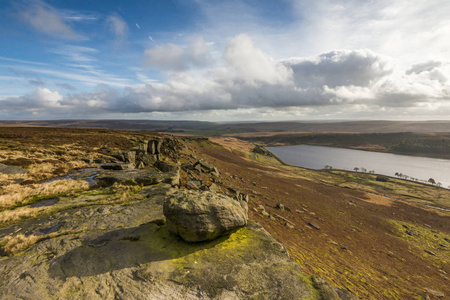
163 191 248 242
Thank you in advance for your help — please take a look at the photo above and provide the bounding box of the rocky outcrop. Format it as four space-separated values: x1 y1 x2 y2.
164 190 248 242
0 180 354 299
96 166 180 187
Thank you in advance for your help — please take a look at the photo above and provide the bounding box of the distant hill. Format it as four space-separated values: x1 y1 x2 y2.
0 120 449 134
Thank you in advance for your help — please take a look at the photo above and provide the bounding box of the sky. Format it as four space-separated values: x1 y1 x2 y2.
1 0 450 121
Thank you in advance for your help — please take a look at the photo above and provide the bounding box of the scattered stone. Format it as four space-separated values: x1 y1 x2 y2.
418 293 431 300
257 205 265 210
424 250 436 256
186 180 202 190
424 224 431 228
296 209 304 213
275 203 285 211
261 211 270 217
425 288 445 298
193 159 219 174
252 182 257 186
445 238 450 243
285 223 294 229
308 222 321 230
351 226 362 232
406 229 419 236
163 190 248 242
269 215 276 220
252 207 258 212
208 183 220 193
0 163 28 175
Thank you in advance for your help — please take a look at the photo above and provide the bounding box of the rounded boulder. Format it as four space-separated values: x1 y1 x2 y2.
163 190 248 242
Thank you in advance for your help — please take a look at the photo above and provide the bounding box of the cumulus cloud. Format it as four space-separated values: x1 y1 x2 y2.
19 0 83 40
2 35 450 120
0 88 62 111
143 37 212 71
106 14 128 43
406 61 442 75
284 50 393 89
224 34 293 86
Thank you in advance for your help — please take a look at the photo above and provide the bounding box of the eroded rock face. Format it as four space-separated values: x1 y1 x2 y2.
164 190 247 242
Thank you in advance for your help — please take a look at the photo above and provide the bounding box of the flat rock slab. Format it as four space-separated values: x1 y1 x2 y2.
0 181 355 300
96 167 180 187
0 218 338 299
0 163 28 175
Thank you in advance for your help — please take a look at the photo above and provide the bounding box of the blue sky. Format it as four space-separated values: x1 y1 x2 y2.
1 0 450 121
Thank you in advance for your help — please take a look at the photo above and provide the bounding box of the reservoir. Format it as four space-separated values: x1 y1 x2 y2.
266 145 450 188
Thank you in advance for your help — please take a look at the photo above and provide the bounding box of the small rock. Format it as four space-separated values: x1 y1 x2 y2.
186 180 202 190
425 288 444 298
445 238 450 243
418 293 430 300
406 229 419 236
261 211 269 217
285 223 294 229
257 205 265 210
424 250 436 256
308 222 321 230
275 203 285 211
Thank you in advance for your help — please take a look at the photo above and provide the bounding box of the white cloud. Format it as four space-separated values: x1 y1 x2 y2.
50 45 99 63
224 34 293 86
284 49 393 89
143 37 212 71
2 33 450 121
106 14 128 42
0 88 62 111
19 0 83 40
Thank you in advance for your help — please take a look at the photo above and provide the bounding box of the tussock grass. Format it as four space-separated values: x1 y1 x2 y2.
0 207 44 225
0 179 89 209
0 233 40 256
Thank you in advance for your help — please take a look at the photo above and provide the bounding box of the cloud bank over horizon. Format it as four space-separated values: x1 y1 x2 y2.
1 0 450 121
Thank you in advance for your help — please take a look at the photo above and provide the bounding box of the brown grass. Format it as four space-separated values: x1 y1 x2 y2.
0 233 40 256
0 179 89 209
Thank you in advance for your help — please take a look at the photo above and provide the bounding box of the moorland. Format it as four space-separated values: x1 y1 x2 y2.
0 124 448 299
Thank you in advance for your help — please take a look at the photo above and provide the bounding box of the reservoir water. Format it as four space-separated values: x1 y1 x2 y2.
266 145 450 188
